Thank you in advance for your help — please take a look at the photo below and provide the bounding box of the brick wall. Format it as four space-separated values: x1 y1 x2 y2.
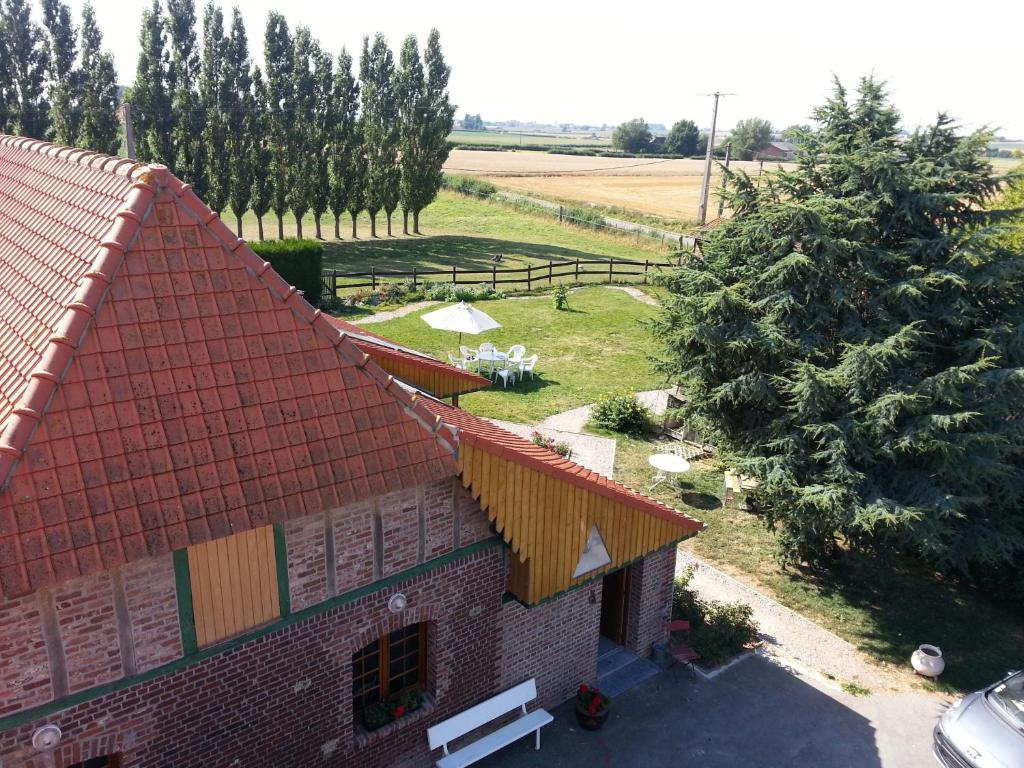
333 499 375 594
454 482 492 547
422 478 453 560
0 593 51 717
121 555 181 672
379 487 419 576
53 572 122 693
0 544 504 768
624 546 677 657
285 514 328 610
498 584 602 710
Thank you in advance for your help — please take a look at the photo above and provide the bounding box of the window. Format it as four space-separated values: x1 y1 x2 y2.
67 757 121 768
573 524 611 578
187 525 282 647
351 623 427 714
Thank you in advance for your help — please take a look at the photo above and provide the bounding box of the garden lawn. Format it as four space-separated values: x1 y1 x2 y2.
363 286 663 424
239 191 675 278
608 433 1024 694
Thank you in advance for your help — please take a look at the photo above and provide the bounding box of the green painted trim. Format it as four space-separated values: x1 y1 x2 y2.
172 549 198 656
273 524 291 617
521 535 693 609
0 536 503 733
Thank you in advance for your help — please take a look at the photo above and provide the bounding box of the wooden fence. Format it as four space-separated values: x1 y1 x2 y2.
322 256 674 296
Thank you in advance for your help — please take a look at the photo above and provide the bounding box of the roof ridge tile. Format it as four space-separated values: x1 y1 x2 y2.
0 134 147 178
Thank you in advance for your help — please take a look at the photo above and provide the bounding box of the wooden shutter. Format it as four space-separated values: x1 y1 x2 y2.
187 525 281 647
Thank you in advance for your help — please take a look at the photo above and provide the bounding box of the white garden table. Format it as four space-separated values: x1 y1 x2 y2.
648 453 691 491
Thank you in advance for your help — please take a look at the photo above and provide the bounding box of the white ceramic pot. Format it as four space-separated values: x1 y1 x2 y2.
911 644 945 677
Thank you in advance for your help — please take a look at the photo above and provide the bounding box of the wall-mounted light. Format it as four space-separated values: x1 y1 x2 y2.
388 593 408 613
588 589 597 605
32 724 62 751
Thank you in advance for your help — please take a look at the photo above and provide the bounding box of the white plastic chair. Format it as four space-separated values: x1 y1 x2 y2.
507 344 526 364
519 355 538 380
448 353 467 370
494 362 516 388
459 345 478 371
478 342 496 376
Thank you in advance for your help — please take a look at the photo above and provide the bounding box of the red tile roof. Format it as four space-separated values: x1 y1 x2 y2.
0 136 458 598
323 316 491 399
419 397 703 533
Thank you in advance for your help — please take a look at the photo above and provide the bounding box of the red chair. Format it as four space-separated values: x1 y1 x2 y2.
665 620 701 678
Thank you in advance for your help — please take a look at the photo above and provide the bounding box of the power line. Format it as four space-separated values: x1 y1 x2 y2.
444 158 680 175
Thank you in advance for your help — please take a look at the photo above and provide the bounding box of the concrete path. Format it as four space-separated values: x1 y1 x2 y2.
486 419 616 477
677 550 907 694
351 300 439 324
605 285 660 306
482 653 943 768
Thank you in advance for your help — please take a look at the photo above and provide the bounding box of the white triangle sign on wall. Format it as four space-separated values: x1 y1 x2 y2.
572 524 612 578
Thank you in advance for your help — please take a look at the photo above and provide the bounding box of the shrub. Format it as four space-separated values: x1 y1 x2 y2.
250 238 324 306
424 282 505 302
531 431 571 457
442 174 498 197
672 566 759 665
591 392 651 435
562 206 603 230
552 284 570 311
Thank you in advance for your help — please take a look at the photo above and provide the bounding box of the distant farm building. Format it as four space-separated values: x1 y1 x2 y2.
755 141 797 161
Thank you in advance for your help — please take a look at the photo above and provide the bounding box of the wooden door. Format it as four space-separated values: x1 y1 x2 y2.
600 567 632 645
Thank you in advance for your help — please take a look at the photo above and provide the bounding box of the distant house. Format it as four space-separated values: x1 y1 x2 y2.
755 141 797 161
648 136 666 151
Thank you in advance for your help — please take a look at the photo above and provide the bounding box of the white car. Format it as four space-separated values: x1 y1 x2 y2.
934 670 1024 767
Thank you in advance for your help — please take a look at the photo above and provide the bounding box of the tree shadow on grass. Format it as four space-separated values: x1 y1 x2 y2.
477 376 556 396
321 235 663 271
786 551 1024 693
677 491 723 510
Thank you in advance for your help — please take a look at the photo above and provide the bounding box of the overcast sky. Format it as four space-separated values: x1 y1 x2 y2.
59 0 1024 138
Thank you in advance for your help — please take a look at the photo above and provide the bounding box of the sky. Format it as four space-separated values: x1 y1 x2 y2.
57 0 1024 138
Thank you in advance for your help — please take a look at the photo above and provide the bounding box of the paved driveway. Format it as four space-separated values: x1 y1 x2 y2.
479 654 945 768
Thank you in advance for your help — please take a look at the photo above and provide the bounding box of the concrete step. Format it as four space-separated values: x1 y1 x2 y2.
597 646 640 679
597 655 662 699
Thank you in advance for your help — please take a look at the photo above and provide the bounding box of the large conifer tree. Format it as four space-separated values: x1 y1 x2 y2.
654 78 1024 578
41 0 79 145
77 3 119 154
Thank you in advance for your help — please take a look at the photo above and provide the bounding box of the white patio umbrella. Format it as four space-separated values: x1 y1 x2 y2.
420 301 501 344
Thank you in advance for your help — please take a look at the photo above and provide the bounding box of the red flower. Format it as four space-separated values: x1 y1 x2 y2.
395 705 406 717
578 684 589 693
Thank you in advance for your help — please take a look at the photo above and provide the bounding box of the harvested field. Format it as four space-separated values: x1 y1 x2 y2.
444 149 789 222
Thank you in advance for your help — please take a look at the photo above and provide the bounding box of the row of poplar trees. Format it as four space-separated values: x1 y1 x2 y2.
0 0 121 153
128 0 455 240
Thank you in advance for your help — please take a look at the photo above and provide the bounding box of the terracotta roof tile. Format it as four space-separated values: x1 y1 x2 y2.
0 136 459 598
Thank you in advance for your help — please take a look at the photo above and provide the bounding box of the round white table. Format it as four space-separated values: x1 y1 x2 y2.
648 453 691 490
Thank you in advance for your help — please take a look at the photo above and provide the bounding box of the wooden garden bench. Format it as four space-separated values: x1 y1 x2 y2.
426 678 553 768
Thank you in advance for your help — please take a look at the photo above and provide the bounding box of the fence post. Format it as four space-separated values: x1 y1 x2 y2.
412 267 417 289
559 206 563 223
452 265 457 284
548 260 553 285
527 263 533 291
371 267 376 290
608 257 614 284
644 259 649 284
492 265 497 289
575 257 580 283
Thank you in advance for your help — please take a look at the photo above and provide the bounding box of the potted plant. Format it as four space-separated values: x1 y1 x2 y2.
574 684 611 730
362 701 392 732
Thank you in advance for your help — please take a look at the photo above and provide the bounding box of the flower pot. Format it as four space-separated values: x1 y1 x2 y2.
574 700 610 731
911 644 945 677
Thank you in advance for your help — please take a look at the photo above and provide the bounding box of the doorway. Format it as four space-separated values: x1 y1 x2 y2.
599 566 632 645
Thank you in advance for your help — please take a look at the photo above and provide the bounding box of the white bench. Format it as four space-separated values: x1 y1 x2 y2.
426 679 553 768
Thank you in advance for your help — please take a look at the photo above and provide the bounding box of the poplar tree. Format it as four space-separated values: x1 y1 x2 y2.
249 65 272 240
77 3 119 154
166 0 202 191
129 0 173 164
409 29 454 234
263 12 291 239
224 7 252 236
359 34 399 238
309 47 333 239
2 0 50 139
654 78 1024 577
396 34 423 236
345 126 367 239
41 0 80 145
328 48 359 239
286 26 315 237
0 21 14 133
199 1 227 213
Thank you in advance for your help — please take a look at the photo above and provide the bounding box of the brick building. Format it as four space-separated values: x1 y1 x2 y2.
0 136 702 768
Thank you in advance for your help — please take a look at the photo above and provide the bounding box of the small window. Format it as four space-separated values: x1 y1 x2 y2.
67 757 121 768
352 623 427 714
187 525 282 647
573 524 611 577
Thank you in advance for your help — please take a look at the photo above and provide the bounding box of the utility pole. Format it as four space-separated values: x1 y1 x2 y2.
696 91 732 225
717 142 731 219
121 103 136 160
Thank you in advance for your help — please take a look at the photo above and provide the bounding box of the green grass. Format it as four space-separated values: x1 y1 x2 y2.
603 433 1024 694
364 286 664 424
448 129 611 147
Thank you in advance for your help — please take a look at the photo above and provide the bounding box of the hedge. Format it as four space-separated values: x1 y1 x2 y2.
249 239 324 305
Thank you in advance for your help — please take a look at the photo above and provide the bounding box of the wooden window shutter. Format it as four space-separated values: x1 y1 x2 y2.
186 525 281 647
